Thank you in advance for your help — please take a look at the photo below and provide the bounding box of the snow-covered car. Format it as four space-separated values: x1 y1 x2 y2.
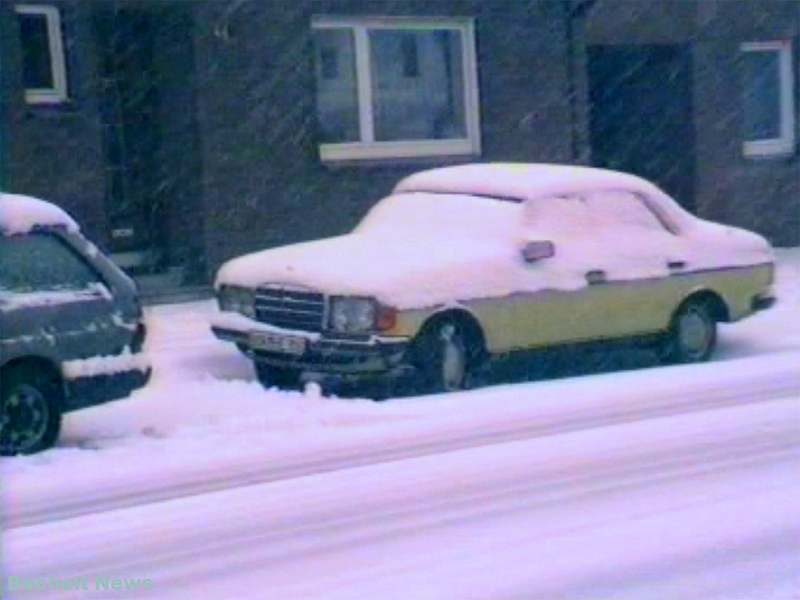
0 194 150 455
211 163 776 394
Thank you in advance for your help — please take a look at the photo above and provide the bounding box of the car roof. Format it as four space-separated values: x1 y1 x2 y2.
0 193 79 236
394 162 695 233
394 162 671 200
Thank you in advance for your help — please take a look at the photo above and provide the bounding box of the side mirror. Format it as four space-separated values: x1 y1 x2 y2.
521 240 555 263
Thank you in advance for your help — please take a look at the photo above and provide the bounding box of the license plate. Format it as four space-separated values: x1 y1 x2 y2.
249 331 307 356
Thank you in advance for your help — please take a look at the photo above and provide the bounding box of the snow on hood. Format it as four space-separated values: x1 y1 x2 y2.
215 193 531 309
0 193 79 235
215 232 529 309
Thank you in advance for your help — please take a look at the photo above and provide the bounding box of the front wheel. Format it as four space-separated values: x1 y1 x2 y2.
0 364 63 456
255 362 302 390
412 319 486 393
660 300 717 364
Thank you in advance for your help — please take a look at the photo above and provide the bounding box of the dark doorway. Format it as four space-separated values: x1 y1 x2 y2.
92 4 205 295
587 44 695 211
94 6 163 270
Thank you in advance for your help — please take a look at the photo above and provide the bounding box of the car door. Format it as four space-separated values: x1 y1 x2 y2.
509 190 688 350
577 190 691 337
0 231 121 360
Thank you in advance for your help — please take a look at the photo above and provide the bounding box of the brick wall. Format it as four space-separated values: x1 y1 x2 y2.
191 0 576 275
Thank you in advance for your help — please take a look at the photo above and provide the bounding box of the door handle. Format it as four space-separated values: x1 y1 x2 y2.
585 270 607 285
668 260 686 271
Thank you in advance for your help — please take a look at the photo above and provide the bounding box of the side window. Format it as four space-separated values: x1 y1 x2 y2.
524 191 668 235
582 190 668 232
0 234 101 293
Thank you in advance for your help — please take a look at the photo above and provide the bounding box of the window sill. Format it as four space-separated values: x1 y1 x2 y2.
319 139 480 163
742 139 795 160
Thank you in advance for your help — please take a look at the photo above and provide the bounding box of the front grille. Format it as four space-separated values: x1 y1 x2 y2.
254 286 326 332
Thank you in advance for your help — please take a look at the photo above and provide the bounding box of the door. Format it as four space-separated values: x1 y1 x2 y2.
588 44 695 212
94 7 163 271
507 191 687 350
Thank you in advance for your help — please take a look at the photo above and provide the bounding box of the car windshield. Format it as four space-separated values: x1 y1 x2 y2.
354 192 522 238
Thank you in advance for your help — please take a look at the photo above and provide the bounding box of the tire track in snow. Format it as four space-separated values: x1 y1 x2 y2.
7 396 799 599
7 371 798 529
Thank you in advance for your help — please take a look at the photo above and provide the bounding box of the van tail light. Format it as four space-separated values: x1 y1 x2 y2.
375 303 397 332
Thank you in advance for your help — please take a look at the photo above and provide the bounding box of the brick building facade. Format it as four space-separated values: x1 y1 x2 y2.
1 0 798 295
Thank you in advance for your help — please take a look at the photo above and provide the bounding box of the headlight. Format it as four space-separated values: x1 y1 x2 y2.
218 285 255 318
330 297 377 333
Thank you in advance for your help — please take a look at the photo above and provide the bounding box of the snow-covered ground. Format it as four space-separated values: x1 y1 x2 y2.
2 249 799 599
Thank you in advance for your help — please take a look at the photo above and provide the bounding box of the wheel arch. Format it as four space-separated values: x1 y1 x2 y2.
676 288 731 323
415 307 488 354
1 355 65 393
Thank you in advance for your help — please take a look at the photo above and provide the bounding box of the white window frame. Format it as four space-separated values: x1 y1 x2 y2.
740 40 795 158
312 16 482 162
14 4 68 104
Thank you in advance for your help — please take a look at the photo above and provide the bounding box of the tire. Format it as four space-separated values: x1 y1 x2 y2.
412 319 486 393
255 362 302 390
0 364 63 456
660 299 717 364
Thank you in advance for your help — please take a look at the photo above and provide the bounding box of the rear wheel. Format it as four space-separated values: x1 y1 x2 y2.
255 362 302 390
413 319 486 393
661 299 717 364
0 364 63 456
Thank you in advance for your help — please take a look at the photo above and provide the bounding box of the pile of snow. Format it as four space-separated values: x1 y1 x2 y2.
0 193 79 235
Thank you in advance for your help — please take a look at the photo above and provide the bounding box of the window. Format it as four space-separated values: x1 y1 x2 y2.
0 234 100 293
740 41 795 158
312 17 481 161
525 191 673 236
14 4 68 104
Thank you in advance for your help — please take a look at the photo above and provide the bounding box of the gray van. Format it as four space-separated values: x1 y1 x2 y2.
0 194 150 455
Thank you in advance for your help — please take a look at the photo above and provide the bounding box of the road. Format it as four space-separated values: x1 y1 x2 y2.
6 385 799 599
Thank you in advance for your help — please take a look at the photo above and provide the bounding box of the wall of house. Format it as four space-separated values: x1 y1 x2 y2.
0 0 108 244
191 0 576 276
691 0 799 247
585 0 800 246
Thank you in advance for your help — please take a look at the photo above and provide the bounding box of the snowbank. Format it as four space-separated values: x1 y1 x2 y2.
0 193 79 235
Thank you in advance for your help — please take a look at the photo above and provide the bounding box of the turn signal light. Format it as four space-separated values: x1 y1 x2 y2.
375 303 397 331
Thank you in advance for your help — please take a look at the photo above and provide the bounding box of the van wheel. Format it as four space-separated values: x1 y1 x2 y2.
255 363 301 390
413 319 486 393
661 299 717 364
0 364 63 456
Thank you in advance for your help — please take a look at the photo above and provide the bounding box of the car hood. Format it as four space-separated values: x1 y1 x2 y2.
215 232 528 310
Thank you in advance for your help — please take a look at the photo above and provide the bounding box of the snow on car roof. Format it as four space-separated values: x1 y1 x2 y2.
0 193 79 235
394 162 685 211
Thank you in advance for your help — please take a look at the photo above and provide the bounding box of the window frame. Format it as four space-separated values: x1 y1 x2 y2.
311 15 482 162
740 40 796 158
14 4 68 105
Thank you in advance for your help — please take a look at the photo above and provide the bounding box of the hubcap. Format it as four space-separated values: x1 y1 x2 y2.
0 384 49 453
439 324 467 391
678 308 711 358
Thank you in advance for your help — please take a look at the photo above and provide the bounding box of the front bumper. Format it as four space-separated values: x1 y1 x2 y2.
61 350 152 411
211 314 410 376
751 294 777 312
64 366 152 412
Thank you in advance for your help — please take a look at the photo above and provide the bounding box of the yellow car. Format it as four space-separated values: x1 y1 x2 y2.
211 163 775 393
